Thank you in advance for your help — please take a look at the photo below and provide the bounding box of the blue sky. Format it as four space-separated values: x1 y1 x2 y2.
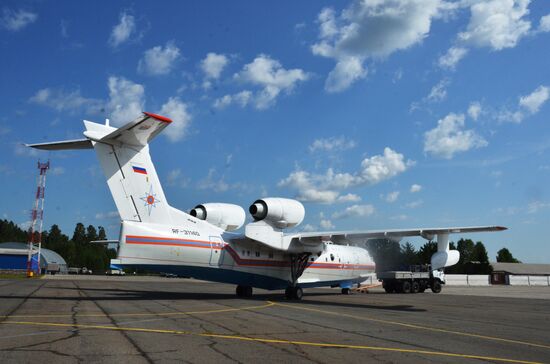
1 1 549 263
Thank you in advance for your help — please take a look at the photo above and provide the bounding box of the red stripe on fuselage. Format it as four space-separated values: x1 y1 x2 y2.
124 235 375 270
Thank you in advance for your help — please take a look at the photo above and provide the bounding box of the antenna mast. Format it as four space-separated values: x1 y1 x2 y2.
26 160 49 277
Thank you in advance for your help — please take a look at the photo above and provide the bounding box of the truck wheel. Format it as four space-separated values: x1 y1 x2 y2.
411 281 420 293
431 281 442 293
383 281 394 293
402 281 412 294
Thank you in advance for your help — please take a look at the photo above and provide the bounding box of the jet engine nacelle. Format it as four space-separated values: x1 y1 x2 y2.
431 250 460 270
249 198 305 229
190 203 245 232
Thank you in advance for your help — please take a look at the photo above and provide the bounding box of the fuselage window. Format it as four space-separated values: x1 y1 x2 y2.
247 250 250 256
255 251 260 257
330 254 335 262
310 257 314 261
268 252 273 259
242 250 245 256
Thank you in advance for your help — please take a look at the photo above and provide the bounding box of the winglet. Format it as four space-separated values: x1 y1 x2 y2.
143 112 172 123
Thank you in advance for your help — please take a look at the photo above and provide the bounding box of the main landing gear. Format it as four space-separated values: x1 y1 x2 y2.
285 252 311 300
236 285 253 297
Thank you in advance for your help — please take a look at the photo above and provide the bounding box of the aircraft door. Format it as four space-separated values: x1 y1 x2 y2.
209 236 223 266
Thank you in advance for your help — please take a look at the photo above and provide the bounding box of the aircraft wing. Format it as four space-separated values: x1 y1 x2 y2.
95 112 172 147
25 139 93 150
242 223 507 253
285 226 507 245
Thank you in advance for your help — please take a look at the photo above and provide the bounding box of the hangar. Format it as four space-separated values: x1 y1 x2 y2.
0 242 68 274
491 262 550 285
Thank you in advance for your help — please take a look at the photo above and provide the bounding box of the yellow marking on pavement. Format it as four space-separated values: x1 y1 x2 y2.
269 301 550 350
0 320 541 364
1 302 274 319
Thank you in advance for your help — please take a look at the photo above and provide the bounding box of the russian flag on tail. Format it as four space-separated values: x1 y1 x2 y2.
133 166 147 175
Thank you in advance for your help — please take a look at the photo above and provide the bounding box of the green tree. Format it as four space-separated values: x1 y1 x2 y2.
98 226 107 241
365 239 402 272
72 223 87 245
86 225 98 242
496 248 520 263
400 242 418 267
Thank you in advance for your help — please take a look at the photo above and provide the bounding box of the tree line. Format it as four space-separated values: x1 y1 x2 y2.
0 219 116 273
366 238 520 274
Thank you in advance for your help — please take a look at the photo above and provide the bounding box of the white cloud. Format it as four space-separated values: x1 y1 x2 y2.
29 88 102 114
391 214 408 221
320 219 335 229
309 136 356 153
424 113 488 159
50 167 65 175
106 76 145 126
14 142 40 157
427 78 450 103
405 199 424 209
233 55 309 109
325 57 367 93
159 97 191 142
279 147 413 203
519 85 549 114
539 14 550 32
458 0 531 51
213 90 252 109
109 12 135 48
166 168 189 188
337 193 361 203
526 201 550 214
468 101 482 120
384 191 400 203
197 168 229 192
499 85 549 123
410 184 422 193
302 224 317 232
138 42 180 76
95 211 119 220
332 204 375 219
201 53 228 79
438 46 468 70
1 8 37 31
312 0 449 92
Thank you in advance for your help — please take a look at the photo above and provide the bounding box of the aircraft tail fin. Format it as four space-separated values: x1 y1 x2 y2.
28 112 175 224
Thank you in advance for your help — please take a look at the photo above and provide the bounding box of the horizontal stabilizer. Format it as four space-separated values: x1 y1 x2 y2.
26 139 92 150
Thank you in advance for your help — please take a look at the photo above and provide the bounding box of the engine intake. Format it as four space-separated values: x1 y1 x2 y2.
190 203 245 232
249 198 305 229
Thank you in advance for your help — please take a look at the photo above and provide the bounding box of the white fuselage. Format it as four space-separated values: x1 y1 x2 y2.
115 219 375 290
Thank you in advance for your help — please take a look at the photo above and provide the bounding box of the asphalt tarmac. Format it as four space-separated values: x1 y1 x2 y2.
0 276 549 363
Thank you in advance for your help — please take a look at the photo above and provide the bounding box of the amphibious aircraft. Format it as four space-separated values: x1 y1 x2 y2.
28 112 506 299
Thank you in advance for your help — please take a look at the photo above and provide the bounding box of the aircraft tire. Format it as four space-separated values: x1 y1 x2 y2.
411 281 420 293
341 288 351 295
294 287 303 300
236 285 243 297
285 286 303 300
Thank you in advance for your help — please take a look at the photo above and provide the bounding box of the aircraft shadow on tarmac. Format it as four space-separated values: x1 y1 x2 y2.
1 286 426 312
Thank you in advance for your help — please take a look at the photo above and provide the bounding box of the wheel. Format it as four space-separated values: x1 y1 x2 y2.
411 281 420 294
244 286 253 297
294 286 303 300
341 288 351 295
418 288 426 293
401 281 412 294
285 286 303 300
431 281 442 293
236 285 243 297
